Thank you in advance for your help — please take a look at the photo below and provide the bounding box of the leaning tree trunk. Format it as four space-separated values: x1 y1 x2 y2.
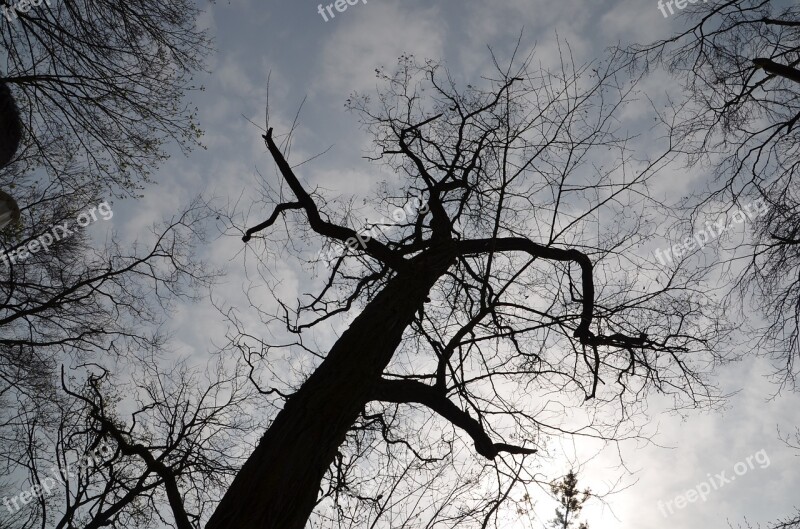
206 247 455 529
0 79 22 169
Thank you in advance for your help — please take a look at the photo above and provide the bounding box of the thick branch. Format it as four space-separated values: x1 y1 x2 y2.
456 237 595 340
753 58 800 85
372 378 537 459
385 114 453 239
246 129 408 270
89 413 193 529
60 368 193 529
242 202 301 242
759 17 800 28
771 233 800 245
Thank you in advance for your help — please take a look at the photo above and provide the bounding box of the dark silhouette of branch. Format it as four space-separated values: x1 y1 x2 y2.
372 378 537 459
243 128 409 271
60 367 194 529
753 58 800 84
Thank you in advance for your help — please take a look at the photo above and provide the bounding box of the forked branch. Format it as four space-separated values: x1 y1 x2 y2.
243 128 409 271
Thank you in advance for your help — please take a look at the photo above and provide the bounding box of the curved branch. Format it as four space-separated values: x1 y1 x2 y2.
246 128 408 271
242 202 301 242
60 367 194 529
371 378 537 459
456 237 595 340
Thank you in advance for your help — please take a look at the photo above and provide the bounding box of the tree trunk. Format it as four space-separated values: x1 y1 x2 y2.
206 249 454 529
0 79 22 169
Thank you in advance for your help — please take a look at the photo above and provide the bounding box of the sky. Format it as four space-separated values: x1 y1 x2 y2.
99 0 800 527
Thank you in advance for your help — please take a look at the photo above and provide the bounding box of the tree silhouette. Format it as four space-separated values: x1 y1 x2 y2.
0 200 223 529
0 3 219 528
207 47 729 529
0 0 211 196
622 0 800 387
549 470 590 529
625 3 800 527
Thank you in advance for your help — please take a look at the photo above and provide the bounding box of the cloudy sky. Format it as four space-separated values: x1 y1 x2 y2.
100 0 800 527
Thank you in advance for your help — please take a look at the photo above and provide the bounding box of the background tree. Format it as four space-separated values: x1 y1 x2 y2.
207 46 732 529
623 2 799 528
0 2 222 528
0 0 216 410
0 200 224 529
622 0 800 387
51 358 258 529
549 470 590 529
0 351 257 529
0 0 211 195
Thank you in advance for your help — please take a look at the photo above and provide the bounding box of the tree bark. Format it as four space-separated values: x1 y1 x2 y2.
206 249 454 529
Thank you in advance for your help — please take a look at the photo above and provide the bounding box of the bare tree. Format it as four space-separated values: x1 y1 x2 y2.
0 3 225 528
0 0 216 409
0 195 228 529
207 47 731 529
0 195 216 397
0 0 211 196
621 0 800 386
0 353 258 529
622 4 800 528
